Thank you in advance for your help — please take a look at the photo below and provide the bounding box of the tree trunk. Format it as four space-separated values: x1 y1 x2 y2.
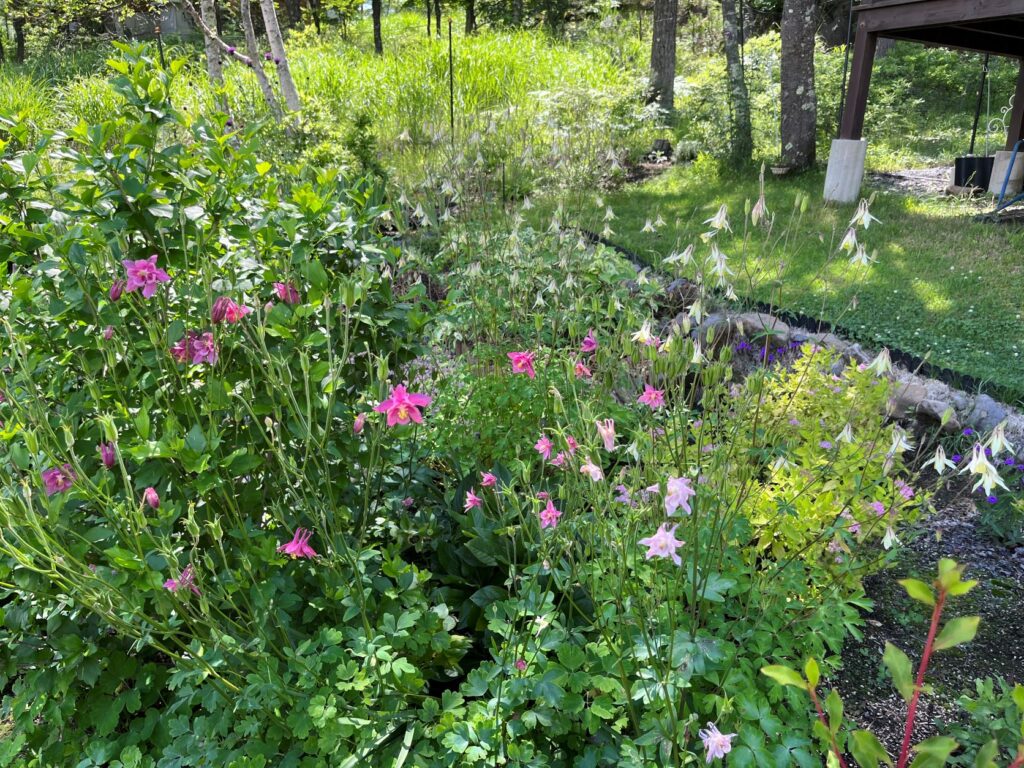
199 0 224 91
242 0 283 118
14 16 26 63
465 0 476 33
309 0 322 33
780 0 816 169
434 0 441 37
511 0 522 26
259 0 302 111
427 0 432 37
721 0 752 165
372 0 383 54
649 0 679 113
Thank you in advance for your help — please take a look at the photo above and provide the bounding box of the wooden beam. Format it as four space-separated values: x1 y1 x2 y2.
891 27 1024 57
1008 61 1024 149
839 24 878 140
858 0 1024 33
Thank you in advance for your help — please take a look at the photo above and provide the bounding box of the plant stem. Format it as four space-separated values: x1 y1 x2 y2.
809 686 849 768
896 589 947 768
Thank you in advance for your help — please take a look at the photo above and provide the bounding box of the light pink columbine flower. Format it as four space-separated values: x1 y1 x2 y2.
273 281 301 305
535 435 554 461
699 723 736 763
580 457 604 481
595 419 616 452
665 476 696 516
551 451 567 468
508 351 536 379
374 385 432 427
98 442 116 470
614 485 633 505
278 528 318 559
109 279 126 302
211 296 252 324
102 325 114 341
41 464 76 496
122 255 171 299
581 329 597 354
895 479 915 499
638 523 685 565
143 487 160 510
190 332 219 365
565 436 579 455
465 488 483 511
481 472 497 488
164 564 200 595
539 499 562 529
353 413 367 434
575 361 592 379
637 384 665 409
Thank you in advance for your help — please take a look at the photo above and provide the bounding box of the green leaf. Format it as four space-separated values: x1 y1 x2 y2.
805 658 820 689
947 579 978 596
973 740 999 768
908 736 958 768
933 616 980 651
883 642 915 702
1012 683 1024 713
850 730 894 768
761 665 806 689
899 578 935 606
825 689 843 735
185 424 207 454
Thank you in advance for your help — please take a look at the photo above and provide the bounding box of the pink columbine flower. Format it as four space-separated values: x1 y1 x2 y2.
465 488 483 511
164 564 200 595
402 497 414 508
514 658 527 671
637 384 665 409
698 722 736 763
41 464 76 496
638 523 685 565
575 361 592 379
190 332 219 365
551 451 567 468
211 296 253 324
374 384 432 427
278 527 318 559
535 435 554 461
508 351 536 379
143 487 160 510
122 255 171 299
102 325 115 341
353 413 367 433
481 472 498 488
580 457 604 481
595 419 616 452
895 479 915 499
273 281 301 305
581 329 598 354
109 279 126 302
98 442 116 470
171 331 198 363
565 436 579 455
539 499 562 529
537 491 550 500
665 476 696 516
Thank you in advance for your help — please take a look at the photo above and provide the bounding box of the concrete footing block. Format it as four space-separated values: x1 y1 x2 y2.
988 150 1024 197
823 139 867 204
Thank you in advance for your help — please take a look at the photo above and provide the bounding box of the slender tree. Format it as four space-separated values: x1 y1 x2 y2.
259 0 301 111
426 0 431 36
780 0 817 169
433 0 441 37
721 0 752 165
464 0 476 33
649 0 679 113
241 0 282 118
372 0 382 54
199 0 224 90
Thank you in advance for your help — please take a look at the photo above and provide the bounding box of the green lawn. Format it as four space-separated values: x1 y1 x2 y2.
542 165 1024 401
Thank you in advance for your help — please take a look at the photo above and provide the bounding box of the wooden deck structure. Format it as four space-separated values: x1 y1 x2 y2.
840 0 1024 149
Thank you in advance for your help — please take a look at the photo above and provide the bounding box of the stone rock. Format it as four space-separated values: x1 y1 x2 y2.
887 382 929 419
950 392 970 411
693 312 734 351
791 330 812 344
662 278 701 314
917 399 961 433
966 394 1008 433
734 312 791 348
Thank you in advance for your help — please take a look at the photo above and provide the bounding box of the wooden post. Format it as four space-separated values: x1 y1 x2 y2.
1006 59 1024 150
838 24 878 140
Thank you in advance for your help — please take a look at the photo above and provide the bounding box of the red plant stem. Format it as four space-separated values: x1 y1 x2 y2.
1008 748 1024 768
809 686 849 768
896 589 947 768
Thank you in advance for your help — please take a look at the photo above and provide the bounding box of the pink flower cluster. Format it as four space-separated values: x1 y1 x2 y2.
171 331 219 366
41 464 77 496
122 255 171 299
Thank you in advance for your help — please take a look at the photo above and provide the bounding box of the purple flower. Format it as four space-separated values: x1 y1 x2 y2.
278 528 319 559
986 495 998 504
109 279 126 301
102 325 114 341
963 428 975 436
164 564 200 595
951 454 963 463
41 464 76 496
143 487 160 509
98 442 116 469
819 440 833 450
698 722 736 763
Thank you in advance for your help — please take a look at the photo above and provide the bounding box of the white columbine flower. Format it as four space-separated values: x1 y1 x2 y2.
642 219 656 233
850 198 881 229
850 243 874 267
632 320 655 346
839 227 858 253
867 348 892 376
836 423 854 443
962 443 1009 496
704 203 730 232
889 426 914 455
985 421 1015 457
692 340 704 365
521 195 533 210
922 445 957 475
882 525 900 550
603 206 616 222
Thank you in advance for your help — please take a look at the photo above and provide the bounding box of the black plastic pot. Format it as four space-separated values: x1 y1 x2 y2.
954 156 995 189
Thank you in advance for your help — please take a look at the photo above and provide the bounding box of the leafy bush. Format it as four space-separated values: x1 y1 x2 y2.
948 678 1024 766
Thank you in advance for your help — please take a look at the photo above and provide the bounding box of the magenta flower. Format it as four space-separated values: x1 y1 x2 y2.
665 476 696 516
374 384 432 427
551 451 567 468
353 413 367 434
465 488 483 511
539 499 562 529
868 501 887 517
109 279 126 302
102 325 114 341
190 332 219 365
122 255 171 299
514 658 527 671
637 384 665 409
211 296 252 324
581 329 597 354
278 527 319 559
163 564 200 595
575 361 592 379
638 523 685 565
595 419 616 452
698 723 736 763
534 435 554 461
402 497 414 508
565 436 578 455
481 471 498 487
143 487 160 509
508 351 536 379
273 281 301 305
170 331 198 363
98 442 116 470
579 457 603 481
41 464 76 496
